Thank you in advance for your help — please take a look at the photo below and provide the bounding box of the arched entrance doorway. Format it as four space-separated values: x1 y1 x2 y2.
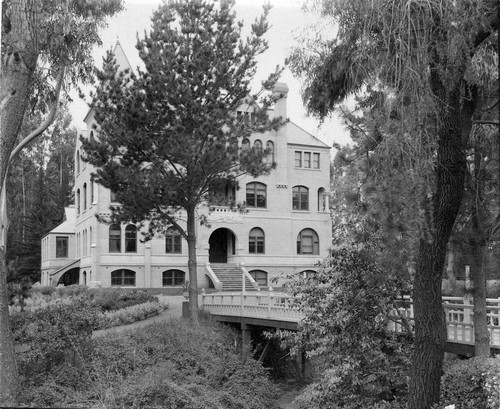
57 267 80 286
208 228 236 263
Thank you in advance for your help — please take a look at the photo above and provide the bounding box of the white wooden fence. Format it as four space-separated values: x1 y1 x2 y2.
202 290 500 348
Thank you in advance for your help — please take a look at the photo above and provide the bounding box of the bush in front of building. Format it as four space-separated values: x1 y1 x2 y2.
98 298 169 329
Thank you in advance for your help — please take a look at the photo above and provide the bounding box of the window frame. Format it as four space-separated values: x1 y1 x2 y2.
249 270 268 287
111 269 136 286
246 182 267 208
297 228 320 255
165 227 182 254
292 186 309 211
109 224 121 253
125 224 137 253
55 236 68 258
248 227 265 254
162 269 185 286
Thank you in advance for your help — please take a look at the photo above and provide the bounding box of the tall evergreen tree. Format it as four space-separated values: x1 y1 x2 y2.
82 0 282 324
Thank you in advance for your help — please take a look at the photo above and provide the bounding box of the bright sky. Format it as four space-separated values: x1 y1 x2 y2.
70 0 350 147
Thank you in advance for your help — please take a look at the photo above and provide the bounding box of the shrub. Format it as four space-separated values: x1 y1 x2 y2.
437 356 500 409
89 320 279 409
97 299 168 329
85 288 157 312
13 299 100 392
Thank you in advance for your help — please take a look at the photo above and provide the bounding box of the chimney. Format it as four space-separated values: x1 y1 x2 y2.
273 82 289 121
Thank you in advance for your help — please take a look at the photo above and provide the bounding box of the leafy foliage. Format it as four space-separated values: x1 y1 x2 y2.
436 357 500 409
19 319 280 409
283 245 412 408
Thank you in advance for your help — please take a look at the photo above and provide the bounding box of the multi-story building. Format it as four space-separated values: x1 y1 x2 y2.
40 43 331 290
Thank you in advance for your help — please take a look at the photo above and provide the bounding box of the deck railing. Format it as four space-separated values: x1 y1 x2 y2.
201 288 302 322
202 290 500 347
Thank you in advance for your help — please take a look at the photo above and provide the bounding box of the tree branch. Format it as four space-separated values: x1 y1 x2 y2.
8 67 65 165
473 120 499 126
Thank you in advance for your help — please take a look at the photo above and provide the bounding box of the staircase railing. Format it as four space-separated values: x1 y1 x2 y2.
238 263 259 290
205 263 223 290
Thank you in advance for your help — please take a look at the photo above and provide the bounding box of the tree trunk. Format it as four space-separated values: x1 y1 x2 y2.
186 205 199 325
408 81 468 408
0 248 18 406
0 1 39 404
470 142 490 357
445 248 457 293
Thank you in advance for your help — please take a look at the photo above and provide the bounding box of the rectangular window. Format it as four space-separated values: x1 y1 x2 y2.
294 151 302 167
313 153 320 169
56 237 68 258
295 151 320 169
304 152 311 168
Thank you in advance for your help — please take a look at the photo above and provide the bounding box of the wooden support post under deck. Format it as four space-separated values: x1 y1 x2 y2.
242 323 252 361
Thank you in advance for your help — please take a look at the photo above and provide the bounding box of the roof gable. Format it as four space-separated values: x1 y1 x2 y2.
285 121 330 149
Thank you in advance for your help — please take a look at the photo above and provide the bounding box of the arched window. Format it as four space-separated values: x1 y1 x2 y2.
162 269 185 286
90 130 95 141
254 139 263 152
90 180 95 204
266 141 274 163
89 227 93 248
241 138 250 151
292 186 309 210
246 182 266 208
109 224 121 253
125 225 137 253
318 188 326 212
165 227 182 253
249 270 268 287
302 270 317 278
83 183 87 211
83 229 87 255
111 269 135 286
297 228 319 255
76 150 80 174
76 189 81 214
249 227 265 254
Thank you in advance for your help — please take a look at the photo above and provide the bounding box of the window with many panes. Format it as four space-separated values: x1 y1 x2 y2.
111 269 135 286
297 228 319 255
165 227 182 253
109 224 121 253
246 182 266 208
295 150 320 169
125 225 137 253
56 236 68 258
249 228 265 254
162 269 185 286
292 186 309 210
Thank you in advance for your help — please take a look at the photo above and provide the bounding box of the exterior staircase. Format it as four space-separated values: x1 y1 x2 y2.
209 263 257 292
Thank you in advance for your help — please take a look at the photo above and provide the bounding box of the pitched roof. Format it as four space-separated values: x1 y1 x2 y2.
48 207 76 235
285 121 330 149
83 41 133 123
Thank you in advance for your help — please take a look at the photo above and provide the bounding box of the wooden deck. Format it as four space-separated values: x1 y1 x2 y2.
201 290 500 354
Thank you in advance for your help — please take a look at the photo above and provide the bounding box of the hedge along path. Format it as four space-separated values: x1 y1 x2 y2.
92 295 187 338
